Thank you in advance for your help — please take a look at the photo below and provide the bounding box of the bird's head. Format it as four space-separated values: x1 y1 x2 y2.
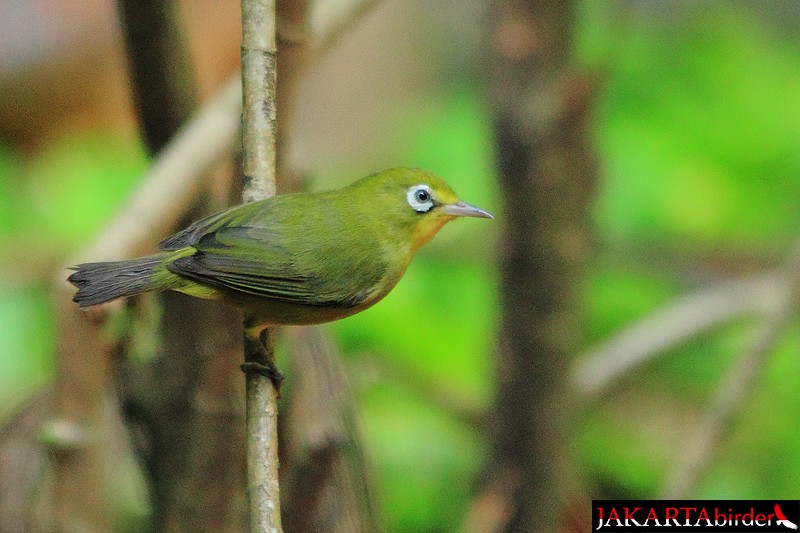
354 168 493 253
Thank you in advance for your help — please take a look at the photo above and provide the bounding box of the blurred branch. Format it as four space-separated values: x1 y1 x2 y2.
239 1 282 532
572 272 785 398
116 0 198 153
274 0 384 528
48 74 239 529
120 258 248 530
471 1 596 531
120 298 248 532
54 46 242 533
49 287 114 532
276 0 311 191
661 240 800 498
51 7 241 533
282 327 380 533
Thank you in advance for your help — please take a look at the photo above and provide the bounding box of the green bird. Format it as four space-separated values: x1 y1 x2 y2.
69 167 493 340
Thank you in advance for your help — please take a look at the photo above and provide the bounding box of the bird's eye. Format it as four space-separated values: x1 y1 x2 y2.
406 185 435 213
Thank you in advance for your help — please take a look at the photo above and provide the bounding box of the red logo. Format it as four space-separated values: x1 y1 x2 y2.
775 504 798 530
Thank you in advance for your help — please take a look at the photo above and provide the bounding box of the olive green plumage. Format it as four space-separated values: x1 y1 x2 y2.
69 167 492 330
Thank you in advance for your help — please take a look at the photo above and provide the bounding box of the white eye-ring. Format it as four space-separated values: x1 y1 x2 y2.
406 184 435 213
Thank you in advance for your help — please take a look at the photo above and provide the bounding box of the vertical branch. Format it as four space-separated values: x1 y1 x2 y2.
241 0 278 203
468 0 596 531
273 1 384 530
282 327 380 533
240 1 282 531
243 332 282 532
49 83 243 532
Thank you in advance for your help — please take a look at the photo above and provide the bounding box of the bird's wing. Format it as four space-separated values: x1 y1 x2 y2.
167 223 385 308
158 203 255 250
167 224 318 303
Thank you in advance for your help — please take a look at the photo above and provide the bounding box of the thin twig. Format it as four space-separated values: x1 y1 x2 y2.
661 240 800 498
572 272 785 399
240 0 282 531
241 0 277 203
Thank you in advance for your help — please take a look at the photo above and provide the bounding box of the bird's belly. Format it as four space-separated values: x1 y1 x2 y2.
184 257 408 329
222 288 389 328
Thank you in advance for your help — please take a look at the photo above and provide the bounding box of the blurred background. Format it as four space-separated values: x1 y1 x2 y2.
1 0 799 532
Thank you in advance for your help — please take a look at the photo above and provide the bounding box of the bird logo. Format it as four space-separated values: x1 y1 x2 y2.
776 503 798 530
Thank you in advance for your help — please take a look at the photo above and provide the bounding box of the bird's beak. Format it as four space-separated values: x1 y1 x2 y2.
441 201 494 219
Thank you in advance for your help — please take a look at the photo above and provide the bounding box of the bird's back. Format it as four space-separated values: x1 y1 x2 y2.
163 190 401 324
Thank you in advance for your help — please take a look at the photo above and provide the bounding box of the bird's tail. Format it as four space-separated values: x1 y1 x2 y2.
68 253 174 308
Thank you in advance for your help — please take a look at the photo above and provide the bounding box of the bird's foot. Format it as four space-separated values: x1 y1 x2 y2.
240 361 285 397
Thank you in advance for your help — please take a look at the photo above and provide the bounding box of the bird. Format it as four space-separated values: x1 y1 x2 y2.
69 167 493 382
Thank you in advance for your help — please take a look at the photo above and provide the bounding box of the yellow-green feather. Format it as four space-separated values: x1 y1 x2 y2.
70 167 476 329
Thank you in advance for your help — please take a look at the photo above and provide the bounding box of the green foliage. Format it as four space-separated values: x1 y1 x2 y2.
0 283 55 421
24 131 147 250
575 1 800 502
575 400 672 498
589 4 800 253
583 266 679 345
360 382 483 532
0 145 23 236
391 88 498 211
334 259 496 403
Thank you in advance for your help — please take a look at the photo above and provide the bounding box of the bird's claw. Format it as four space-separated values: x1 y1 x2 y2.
240 362 285 397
